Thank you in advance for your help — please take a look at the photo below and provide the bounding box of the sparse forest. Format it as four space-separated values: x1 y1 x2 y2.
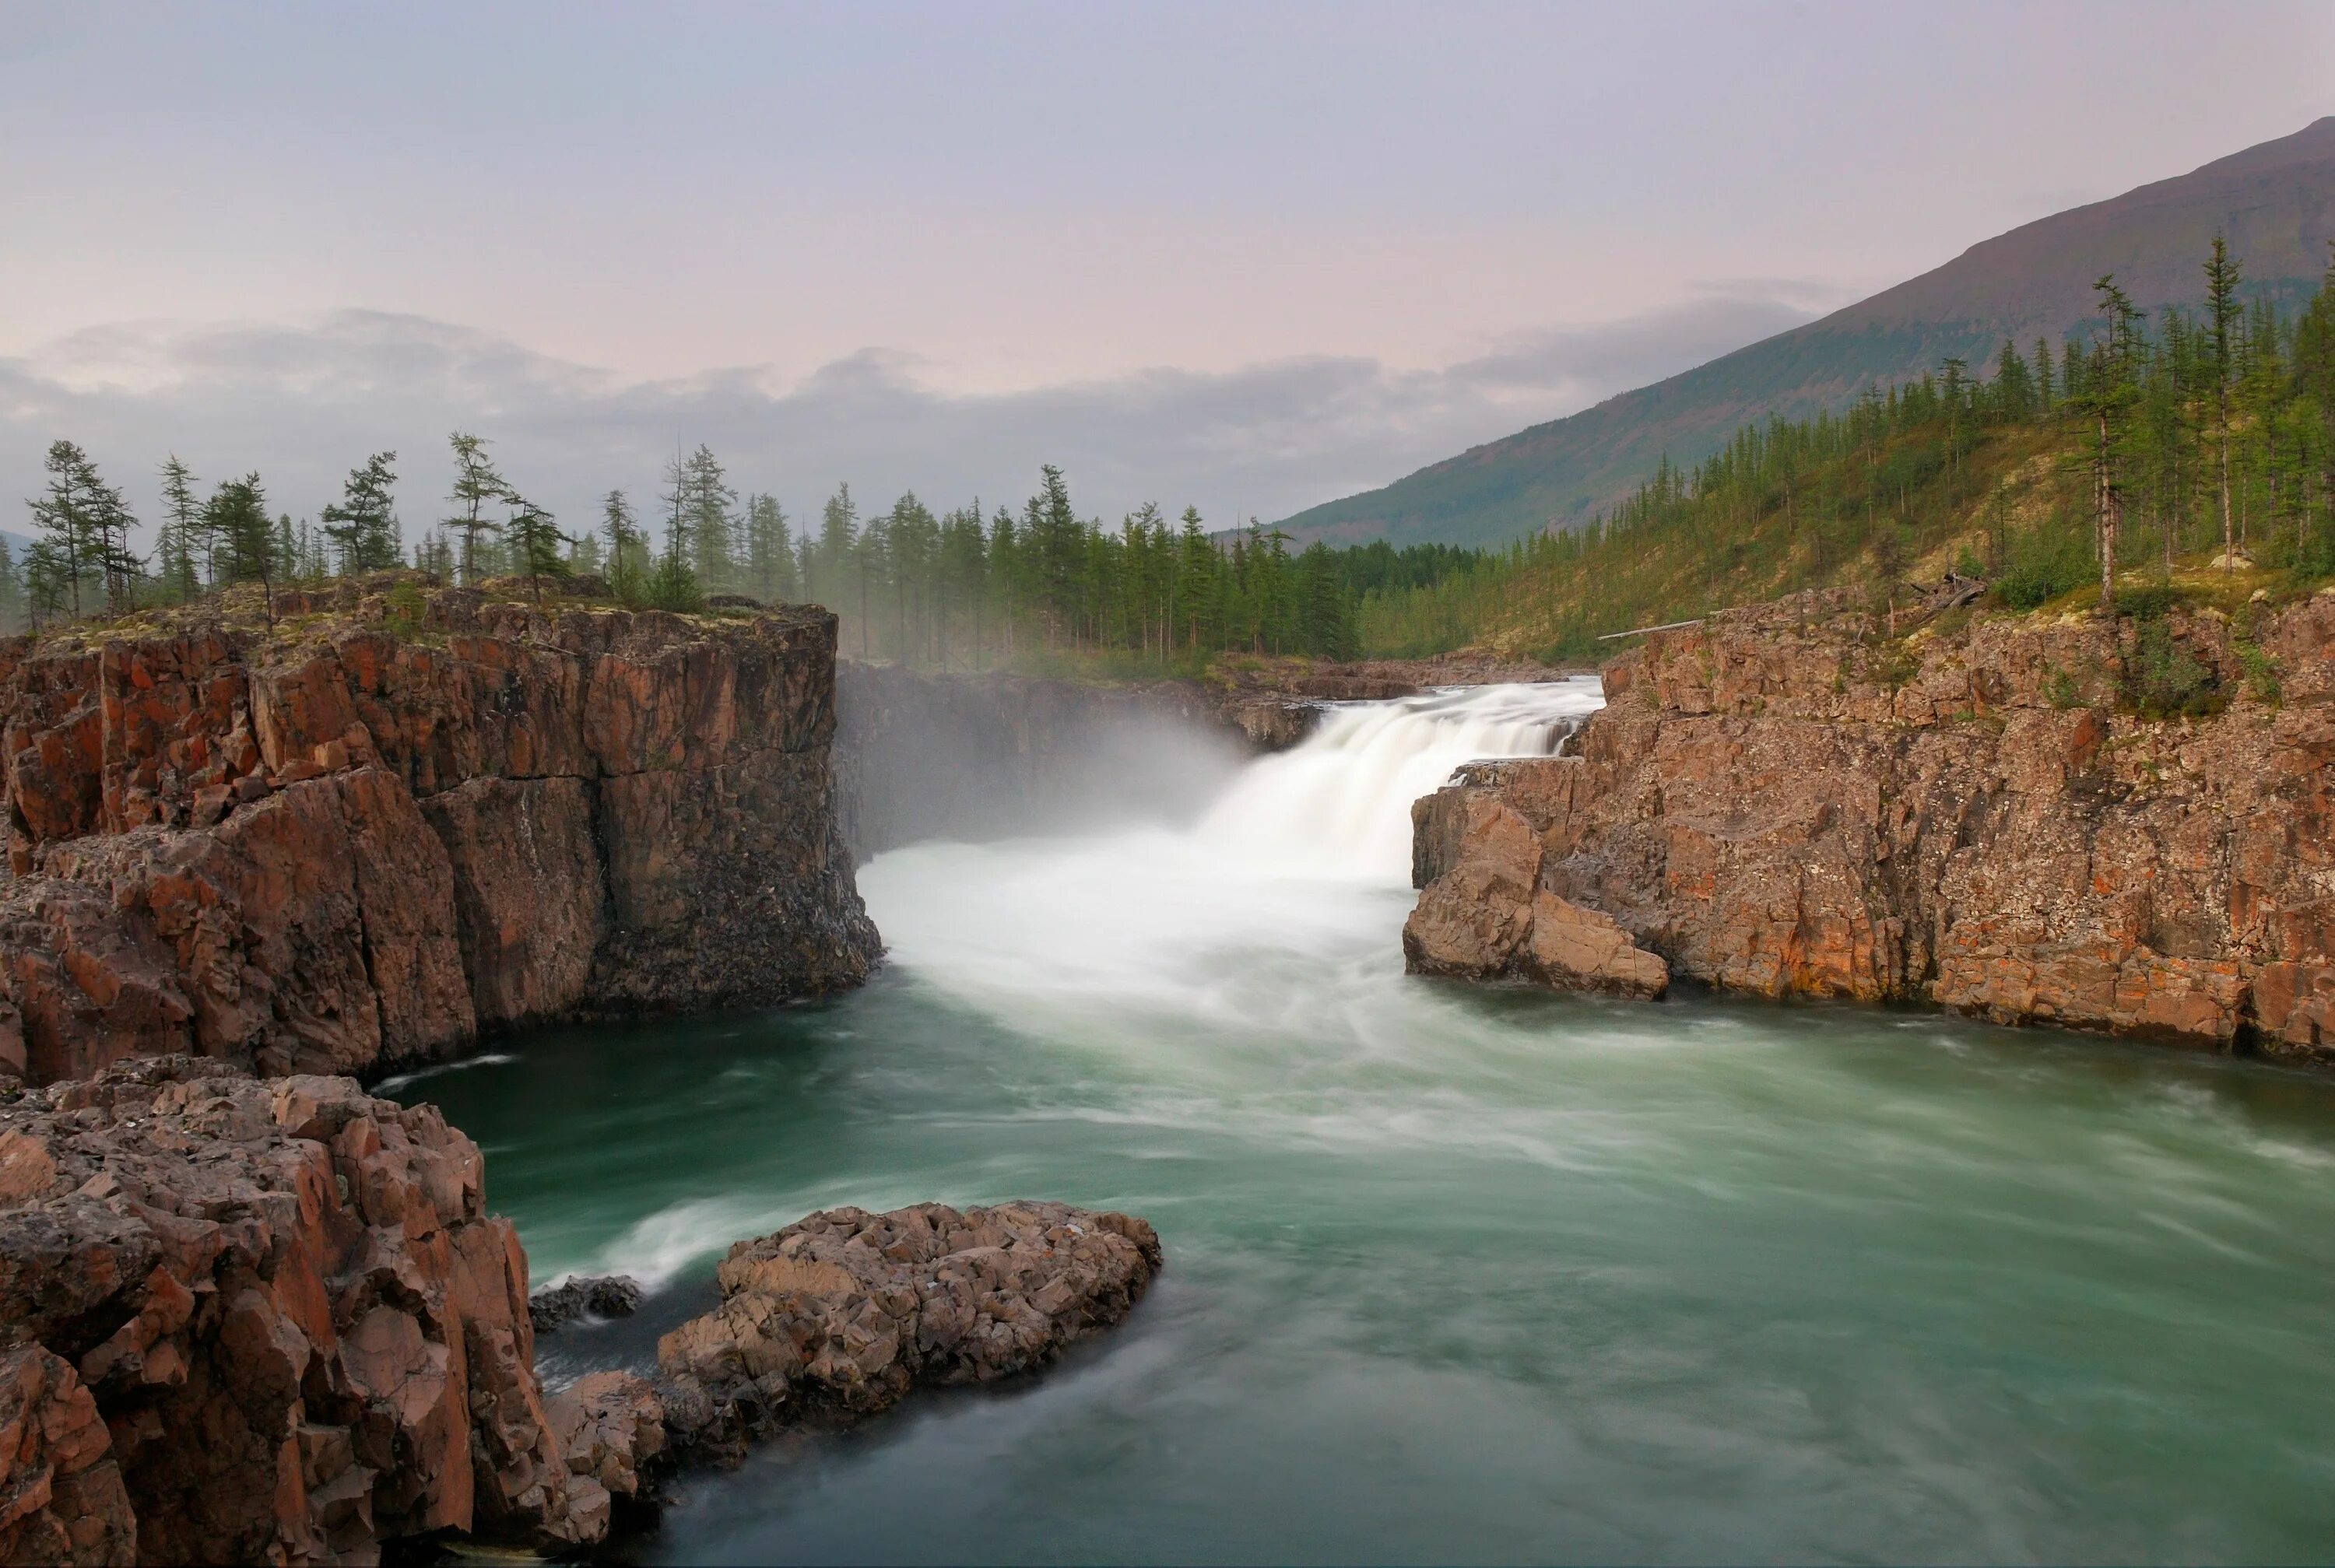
1359 238 2335 658
20 238 2335 670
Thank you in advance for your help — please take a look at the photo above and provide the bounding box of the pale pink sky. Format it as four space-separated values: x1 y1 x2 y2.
2 0 2330 534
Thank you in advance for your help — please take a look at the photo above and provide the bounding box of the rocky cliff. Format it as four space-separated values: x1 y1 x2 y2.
0 1055 606 1564
0 581 878 1086
1408 590 2335 1062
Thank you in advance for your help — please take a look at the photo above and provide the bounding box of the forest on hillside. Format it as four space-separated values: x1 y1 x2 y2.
19 239 2333 672
1362 239 2335 659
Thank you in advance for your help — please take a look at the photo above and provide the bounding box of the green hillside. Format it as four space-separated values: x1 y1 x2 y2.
1357 241 2335 663
1286 116 2335 551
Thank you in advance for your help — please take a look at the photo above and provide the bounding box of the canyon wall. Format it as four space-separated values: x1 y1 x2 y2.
1409 591 2335 1063
0 584 879 1086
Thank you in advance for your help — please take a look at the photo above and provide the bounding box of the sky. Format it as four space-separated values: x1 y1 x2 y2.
2 0 2330 545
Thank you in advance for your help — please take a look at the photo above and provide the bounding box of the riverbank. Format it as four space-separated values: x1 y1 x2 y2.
1410 587 2335 1061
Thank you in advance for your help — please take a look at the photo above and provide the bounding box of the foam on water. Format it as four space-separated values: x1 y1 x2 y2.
859 678 1603 1047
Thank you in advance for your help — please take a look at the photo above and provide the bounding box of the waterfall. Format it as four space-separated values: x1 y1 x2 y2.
858 678 1605 1031
1191 679 1606 881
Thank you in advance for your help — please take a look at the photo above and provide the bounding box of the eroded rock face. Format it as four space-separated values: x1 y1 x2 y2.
657 1201 1161 1456
0 1054 602 1563
1403 793 1667 997
1408 591 2335 1059
546 1371 665 1510
0 1345 136 1567
0 587 879 1084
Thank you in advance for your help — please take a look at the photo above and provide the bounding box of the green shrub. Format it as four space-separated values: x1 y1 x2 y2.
1995 521 2091 610
2234 640 2282 705
384 581 426 639
2123 619 2220 719
2112 583 2182 620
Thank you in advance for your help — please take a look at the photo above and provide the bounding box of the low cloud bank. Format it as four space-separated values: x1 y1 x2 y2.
0 292 1814 550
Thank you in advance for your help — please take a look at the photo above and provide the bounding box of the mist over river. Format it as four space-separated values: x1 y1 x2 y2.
393 682 2335 1564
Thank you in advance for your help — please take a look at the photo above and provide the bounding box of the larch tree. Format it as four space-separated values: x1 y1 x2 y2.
444 433 511 586
2203 235 2244 567
321 451 402 574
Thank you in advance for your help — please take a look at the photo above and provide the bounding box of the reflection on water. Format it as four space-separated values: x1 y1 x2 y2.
395 682 2335 1564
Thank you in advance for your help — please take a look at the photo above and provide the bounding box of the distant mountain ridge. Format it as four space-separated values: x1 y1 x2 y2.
1282 117 2335 549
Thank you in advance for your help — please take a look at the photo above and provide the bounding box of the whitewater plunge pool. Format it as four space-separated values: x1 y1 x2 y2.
389 681 2335 1564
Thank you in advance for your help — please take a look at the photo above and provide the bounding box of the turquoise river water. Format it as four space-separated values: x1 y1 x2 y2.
391 682 2335 1565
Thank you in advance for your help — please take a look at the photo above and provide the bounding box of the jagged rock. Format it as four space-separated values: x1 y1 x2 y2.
1404 794 1667 997
0 1055 602 1563
0 1344 136 1566
528 1275 644 1333
657 1202 1161 1458
546 1371 665 1503
1408 589 2335 1059
0 590 880 1086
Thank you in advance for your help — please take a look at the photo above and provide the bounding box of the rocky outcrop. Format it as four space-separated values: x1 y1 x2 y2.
0 1054 604 1563
0 1345 136 1566
656 1201 1161 1456
0 582 879 1084
1409 590 2335 1061
545 1371 664 1512
528 1274 643 1334
1403 787 1667 996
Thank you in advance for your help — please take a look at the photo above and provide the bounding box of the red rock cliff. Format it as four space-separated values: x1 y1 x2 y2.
0 1055 605 1564
1408 590 2335 1062
0 584 880 1085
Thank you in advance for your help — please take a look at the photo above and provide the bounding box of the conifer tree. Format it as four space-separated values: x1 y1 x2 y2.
321 451 402 574
444 433 511 586
601 490 646 605
743 493 798 605
2203 235 2244 566
649 450 702 610
157 455 202 602
504 497 569 601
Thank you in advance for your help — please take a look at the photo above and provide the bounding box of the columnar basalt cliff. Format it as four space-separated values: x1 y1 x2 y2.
0 1056 609 1564
1409 591 2335 1062
0 582 879 1085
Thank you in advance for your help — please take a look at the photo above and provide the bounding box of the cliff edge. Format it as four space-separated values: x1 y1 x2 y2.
0 579 880 1086
1409 589 2335 1061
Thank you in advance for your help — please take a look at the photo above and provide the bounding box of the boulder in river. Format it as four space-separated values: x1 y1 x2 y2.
530 1272 645 1332
657 1201 1161 1459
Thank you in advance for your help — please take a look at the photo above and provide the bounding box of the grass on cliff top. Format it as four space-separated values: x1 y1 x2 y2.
19 570 790 656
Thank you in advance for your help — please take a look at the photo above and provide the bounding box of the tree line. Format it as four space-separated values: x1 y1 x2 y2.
1357 236 2335 654
14 433 1387 665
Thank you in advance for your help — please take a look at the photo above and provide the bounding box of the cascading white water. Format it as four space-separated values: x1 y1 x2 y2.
857 678 1606 1037
1192 680 1606 878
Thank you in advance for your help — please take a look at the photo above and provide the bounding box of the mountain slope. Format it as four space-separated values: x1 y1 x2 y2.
1286 117 2335 549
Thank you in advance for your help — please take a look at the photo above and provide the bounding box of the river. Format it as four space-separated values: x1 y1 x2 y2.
391 681 2335 1564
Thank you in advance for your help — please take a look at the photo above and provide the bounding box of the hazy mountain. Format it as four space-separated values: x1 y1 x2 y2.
1282 117 2335 549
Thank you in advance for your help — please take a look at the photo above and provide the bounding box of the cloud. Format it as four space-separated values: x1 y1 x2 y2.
0 292 1815 550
